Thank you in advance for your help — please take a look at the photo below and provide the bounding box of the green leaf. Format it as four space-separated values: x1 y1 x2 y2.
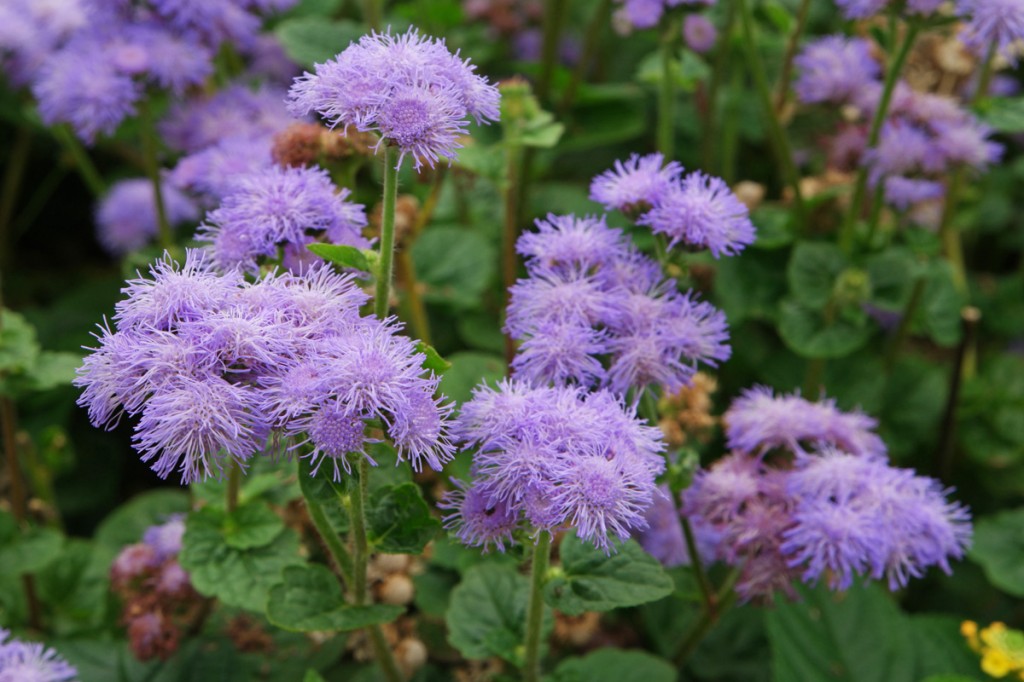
180 506 304 612
416 341 452 372
411 226 497 309
439 352 506 405
267 564 403 632
304 670 328 682
979 96 1024 133
750 205 796 249
549 648 676 682
93 489 190 550
865 248 915 311
778 298 873 359
919 262 966 347
366 483 441 555
447 563 552 664
543 535 674 616
766 583 916 682
273 17 363 67
0 308 40 375
0 512 63 574
299 456 350 534
559 84 646 152
308 243 376 274
969 507 1024 597
223 502 285 550
787 242 848 310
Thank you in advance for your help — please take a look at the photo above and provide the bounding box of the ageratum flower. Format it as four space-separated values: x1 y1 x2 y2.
682 14 717 54
958 0 1024 62
0 629 77 682
96 178 198 255
589 153 683 215
793 36 880 105
167 134 276 201
198 165 368 273
636 484 720 568
160 83 294 154
442 380 665 552
287 27 500 169
0 0 87 86
638 171 756 257
724 386 886 459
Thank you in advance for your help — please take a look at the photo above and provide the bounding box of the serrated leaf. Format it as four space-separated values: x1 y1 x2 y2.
180 506 304 612
267 564 403 632
969 507 1024 597
308 243 375 274
416 341 452 372
543 535 674 616
366 483 441 555
223 502 285 550
778 298 873 359
787 242 848 310
549 648 676 682
447 563 552 664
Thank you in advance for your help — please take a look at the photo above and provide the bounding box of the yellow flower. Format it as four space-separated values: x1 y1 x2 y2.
964 621 1024 680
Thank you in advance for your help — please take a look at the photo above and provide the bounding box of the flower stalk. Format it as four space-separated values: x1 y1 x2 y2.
139 100 173 250
375 145 400 319
523 531 552 682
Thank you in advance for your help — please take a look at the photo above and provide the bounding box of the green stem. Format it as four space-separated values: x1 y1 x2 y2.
375 146 400 319
737 0 806 228
10 165 67 241
351 456 371 604
657 14 680 159
703 3 736 175
720 57 742 184
52 125 105 197
139 100 173 250
884 275 925 373
803 357 826 397
0 127 32 267
537 0 569 102
396 252 431 344
840 20 920 254
363 0 382 30
673 569 739 666
306 497 354 586
523 531 552 682
1 395 42 630
226 459 241 513
973 43 998 106
936 307 980 481
369 625 404 682
559 0 613 113
773 0 811 114
681 517 715 614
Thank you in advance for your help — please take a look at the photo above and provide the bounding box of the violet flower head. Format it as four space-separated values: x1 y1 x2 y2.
794 36 880 105
142 515 186 561
160 84 294 154
0 0 88 86
957 0 1024 62
724 386 887 459
287 27 500 169
148 0 262 48
198 165 368 273
167 134 276 201
589 153 683 214
516 213 629 276
616 0 665 29
440 479 519 552
925 120 1004 173
833 0 889 19
683 14 717 54
96 179 198 256
638 171 756 257
0 629 78 682
884 176 944 211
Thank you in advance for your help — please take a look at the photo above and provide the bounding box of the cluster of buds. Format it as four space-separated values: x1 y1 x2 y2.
271 123 378 169
109 516 207 661
657 371 719 449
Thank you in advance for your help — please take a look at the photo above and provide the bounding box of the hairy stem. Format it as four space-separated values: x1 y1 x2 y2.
306 496 354 587
375 146 400 319
737 0 806 227
139 100 173 250
681 517 716 614
703 2 736 175
523 531 552 682
840 20 920 254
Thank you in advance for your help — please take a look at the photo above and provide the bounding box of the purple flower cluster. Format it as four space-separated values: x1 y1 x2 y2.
793 37 880 106
198 165 368 274
19 0 295 143
0 629 77 682
614 0 715 31
287 28 500 169
75 250 454 483
506 213 731 393
96 179 198 256
590 153 756 257
958 0 1024 62
674 389 971 601
441 380 666 552
160 84 295 155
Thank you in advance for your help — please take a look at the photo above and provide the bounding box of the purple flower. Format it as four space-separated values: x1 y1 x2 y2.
167 134 276 201
511 320 609 387
0 0 88 86
0 629 78 682
142 515 186 561
638 171 756 257
958 0 1024 62
516 213 629 277
160 84 294 154
724 386 887 459
440 479 519 552
198 165 368 273
682 14 717 54
148 0 261 48
925 120 1004 173
589 153 683 214
287 27 500 169
616 0 665 29
96 179 198 255
862 120 931 185
794 36 880 105
833 0 888 18
883 176 944 211
444 380 665 552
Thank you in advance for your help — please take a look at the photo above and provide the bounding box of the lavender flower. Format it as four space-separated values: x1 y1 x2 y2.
142 515 186 561
0 0 87 86
884 176 944 211
198 165 368 273
682 14 717 54
589 153 683 214
96 179 198 255
833 0 888 18
794 36 880 105
167 134 276 201
287 28 500 169
638 171 756 257
0 630 78 682
443 380 665 552
637 485 720 567
440 479 519 552
958 0 1024 62
516 214 629 277
160 84 294 154
724 386 886 459
148 0 262 48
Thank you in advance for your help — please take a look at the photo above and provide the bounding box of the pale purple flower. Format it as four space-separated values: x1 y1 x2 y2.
287 27 500 169
160 84 294 154
862 120 931 185
142 515 186 561
589 153 683 214
440 479 519 552
683 14 717 54
96 179 198 255
638 171 756 257
148 0 261 48
511 320 609 387
884 176 944 211
925 120 1004 173
617 0 664 28
0 0 88 85
516 214 629 276
794 36 880 105
958 0 1024 62
0 629 78 682
834 0 888 18
167 134 276 201
724 386 887 459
